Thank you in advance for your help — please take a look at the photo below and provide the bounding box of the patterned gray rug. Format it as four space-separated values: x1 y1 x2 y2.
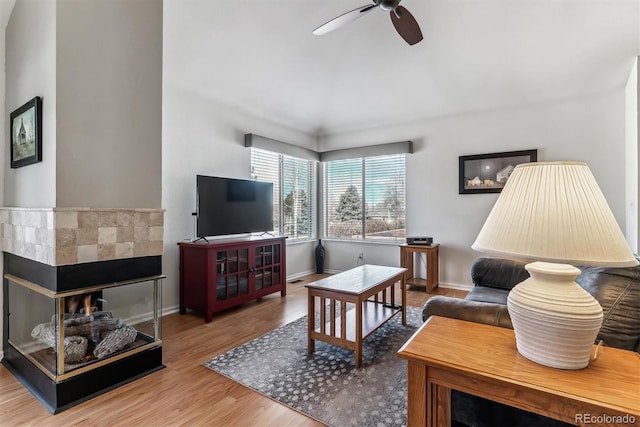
203 306 423 427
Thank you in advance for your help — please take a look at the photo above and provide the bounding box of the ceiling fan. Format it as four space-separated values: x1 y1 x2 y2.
313 0 423 45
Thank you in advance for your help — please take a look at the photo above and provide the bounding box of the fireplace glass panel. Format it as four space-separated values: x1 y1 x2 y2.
6 275 162 381
7 282 57 369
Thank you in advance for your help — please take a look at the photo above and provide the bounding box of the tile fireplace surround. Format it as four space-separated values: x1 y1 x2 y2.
0 207 164 266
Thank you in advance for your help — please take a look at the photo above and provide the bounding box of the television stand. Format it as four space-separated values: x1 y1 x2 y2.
192 236 209 243
178 236 287 322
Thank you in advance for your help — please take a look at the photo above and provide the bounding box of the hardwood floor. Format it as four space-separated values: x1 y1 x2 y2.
0 274 466 427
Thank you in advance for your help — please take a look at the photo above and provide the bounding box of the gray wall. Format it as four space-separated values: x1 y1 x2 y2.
1 0 162 353
0 4 7 360
162 87 632 313
4 0 162 209
56 0 162 208
4 0 56 207
318 90 631 286
625 58 639 252
161 86 318 311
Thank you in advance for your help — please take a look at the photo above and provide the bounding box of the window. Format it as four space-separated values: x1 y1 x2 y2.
251 148 316 240
324 154 406 241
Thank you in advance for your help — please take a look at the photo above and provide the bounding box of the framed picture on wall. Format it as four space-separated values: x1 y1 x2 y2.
459 149 537 194
10 96 42 168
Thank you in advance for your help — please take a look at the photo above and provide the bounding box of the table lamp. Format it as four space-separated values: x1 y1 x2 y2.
472 161 638 369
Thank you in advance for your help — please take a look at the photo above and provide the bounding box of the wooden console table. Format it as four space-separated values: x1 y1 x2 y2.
400 244 439 291
398 316 640 427
306 264 406 368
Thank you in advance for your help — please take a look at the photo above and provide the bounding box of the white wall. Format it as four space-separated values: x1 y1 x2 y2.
161 86 318 310
55 0 163 208
161 87 632 294
4 0 163 210
625 58 639 252
2 0 55 358
0 8 7 361
4 0 56 207
1 0 163 353
320 90 630 286
164 4 635 310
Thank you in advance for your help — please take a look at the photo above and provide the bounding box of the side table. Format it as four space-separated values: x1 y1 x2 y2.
398 316 640 427
400 244 439 291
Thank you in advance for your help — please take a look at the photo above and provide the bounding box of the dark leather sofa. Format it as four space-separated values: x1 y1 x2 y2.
422 256 640 427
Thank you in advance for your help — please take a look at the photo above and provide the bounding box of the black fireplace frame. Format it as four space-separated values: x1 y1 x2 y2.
2 253 165 414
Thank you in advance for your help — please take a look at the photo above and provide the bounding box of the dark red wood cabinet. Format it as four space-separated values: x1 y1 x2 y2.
178 236 287 322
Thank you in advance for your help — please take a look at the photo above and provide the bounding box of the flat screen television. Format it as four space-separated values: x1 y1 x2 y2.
196 175 274 238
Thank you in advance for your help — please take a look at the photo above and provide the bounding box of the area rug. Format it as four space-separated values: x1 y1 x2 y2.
203 306 423 427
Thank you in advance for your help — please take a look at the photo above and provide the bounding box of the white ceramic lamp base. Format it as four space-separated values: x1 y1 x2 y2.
506 261 603 370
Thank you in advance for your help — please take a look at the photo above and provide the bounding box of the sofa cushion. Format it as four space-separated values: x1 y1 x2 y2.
471 257 530 290
422 295 513 328
576 262 640 352
466 286 509 305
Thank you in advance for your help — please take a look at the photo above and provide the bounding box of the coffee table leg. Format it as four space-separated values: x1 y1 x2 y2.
308 293 315 354
355 301 363 368
402 274 407 326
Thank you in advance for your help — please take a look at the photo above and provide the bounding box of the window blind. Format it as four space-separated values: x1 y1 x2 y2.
324 154 405 241
251 149 280 233
251 148 316 239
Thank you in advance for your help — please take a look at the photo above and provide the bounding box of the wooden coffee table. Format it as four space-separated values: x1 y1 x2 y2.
306 264 407 368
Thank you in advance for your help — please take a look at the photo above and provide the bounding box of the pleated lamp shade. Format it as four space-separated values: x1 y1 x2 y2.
472 161 638 369
472 161 637 267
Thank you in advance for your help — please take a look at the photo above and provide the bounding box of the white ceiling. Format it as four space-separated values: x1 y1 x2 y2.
0 0 13 29
167 0 640 137
1 1 638 137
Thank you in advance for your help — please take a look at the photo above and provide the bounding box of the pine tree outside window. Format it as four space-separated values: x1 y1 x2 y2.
324 154 406 241
251 148 316 240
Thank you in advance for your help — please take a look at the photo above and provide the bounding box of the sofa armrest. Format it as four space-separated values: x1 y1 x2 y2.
422 295 513 329
471 257 530 291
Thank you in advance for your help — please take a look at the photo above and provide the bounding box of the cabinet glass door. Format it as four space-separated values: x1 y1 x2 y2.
255 245 263 290
254 244 279 291
273 265 281 286
217 249 250 300
238 249 249 295
273 244 280 264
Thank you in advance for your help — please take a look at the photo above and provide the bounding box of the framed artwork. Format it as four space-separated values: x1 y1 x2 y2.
10 96 42 168
459 149 537 194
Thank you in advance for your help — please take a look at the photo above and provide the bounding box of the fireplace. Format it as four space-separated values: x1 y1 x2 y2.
2 253 164 413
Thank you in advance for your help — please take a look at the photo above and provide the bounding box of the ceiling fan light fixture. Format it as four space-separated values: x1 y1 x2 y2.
379 0 401 12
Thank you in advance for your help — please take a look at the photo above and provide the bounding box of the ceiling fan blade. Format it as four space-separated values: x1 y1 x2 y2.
313 4 377 36
390 5 423 45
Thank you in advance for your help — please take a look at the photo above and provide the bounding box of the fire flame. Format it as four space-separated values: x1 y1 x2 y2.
67 297 79 314
84 295 93 316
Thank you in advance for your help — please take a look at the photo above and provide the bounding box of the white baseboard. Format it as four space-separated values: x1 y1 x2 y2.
162 305 180 317
287 270 315 282
156 279 471 322
437 282 473 291
288 269 474 292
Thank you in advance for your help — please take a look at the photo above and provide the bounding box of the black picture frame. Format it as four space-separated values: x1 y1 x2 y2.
10 96 42 168
459 149 537 194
